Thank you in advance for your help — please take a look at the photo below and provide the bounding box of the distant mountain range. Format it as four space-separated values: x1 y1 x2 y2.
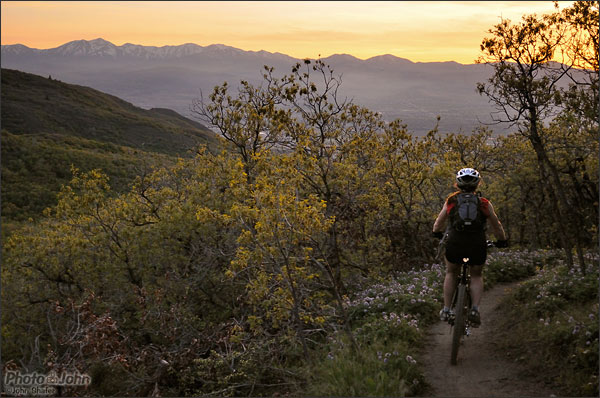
2 38 293 60
1 38 507 135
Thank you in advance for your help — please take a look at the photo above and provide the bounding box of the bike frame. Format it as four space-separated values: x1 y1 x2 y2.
451 258 473 323
450 258 471 326
449 257 473 365
448 241 494 365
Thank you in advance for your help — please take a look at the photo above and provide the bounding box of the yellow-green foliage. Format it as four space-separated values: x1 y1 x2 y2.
2 12 597 392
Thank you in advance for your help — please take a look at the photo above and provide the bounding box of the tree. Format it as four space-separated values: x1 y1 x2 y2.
557 1 599 128
476 2 598 267
191 70 287 183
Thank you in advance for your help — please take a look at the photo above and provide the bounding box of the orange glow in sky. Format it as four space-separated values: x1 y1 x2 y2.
1 1 574 64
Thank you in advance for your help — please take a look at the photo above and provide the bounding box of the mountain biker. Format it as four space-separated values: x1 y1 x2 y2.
432 168 508 327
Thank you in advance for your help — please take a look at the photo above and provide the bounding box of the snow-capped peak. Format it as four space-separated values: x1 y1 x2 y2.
51 38 118 56
34 39 247 59
0 44 37 55
2 39 288 60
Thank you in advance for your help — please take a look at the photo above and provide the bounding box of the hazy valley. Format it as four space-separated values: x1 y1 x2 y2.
2 38 506 135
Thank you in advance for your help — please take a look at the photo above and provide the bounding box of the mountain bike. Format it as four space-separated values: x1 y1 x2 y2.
447 240 495 365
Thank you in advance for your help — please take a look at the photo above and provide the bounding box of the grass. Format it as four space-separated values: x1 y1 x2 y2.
304 263 443 396
306 338 417 396
493 252 599 397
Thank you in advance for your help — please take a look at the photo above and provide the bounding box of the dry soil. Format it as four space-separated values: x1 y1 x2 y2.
420 281 559 398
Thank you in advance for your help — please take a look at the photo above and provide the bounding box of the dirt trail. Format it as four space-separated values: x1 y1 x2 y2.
420 281 557 397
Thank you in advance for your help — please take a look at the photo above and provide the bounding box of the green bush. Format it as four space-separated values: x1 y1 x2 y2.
306 340 421 397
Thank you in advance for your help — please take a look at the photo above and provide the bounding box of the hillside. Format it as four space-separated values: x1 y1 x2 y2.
1 131 175 228
0 69 222 230
1 68 220 156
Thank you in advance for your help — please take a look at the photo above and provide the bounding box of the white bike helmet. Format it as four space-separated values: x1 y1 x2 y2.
456 168 480 190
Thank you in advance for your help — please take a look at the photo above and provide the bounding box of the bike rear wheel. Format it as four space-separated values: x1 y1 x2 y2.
451 284 467 365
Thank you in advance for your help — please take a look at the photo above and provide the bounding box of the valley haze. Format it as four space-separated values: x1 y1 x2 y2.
1 38 508 136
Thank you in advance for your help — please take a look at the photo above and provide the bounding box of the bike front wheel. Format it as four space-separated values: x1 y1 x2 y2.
451 284 467 365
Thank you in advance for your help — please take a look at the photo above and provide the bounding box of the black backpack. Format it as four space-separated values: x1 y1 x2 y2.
450 193 484 232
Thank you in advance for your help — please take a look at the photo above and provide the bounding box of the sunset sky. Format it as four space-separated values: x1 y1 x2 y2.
1 1 574 64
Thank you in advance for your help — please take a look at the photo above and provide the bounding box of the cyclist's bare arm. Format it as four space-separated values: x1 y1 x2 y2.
487 202 507 240
433 202 449 233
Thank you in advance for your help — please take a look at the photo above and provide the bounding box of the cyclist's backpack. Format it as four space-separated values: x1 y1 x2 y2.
450 193 483 232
